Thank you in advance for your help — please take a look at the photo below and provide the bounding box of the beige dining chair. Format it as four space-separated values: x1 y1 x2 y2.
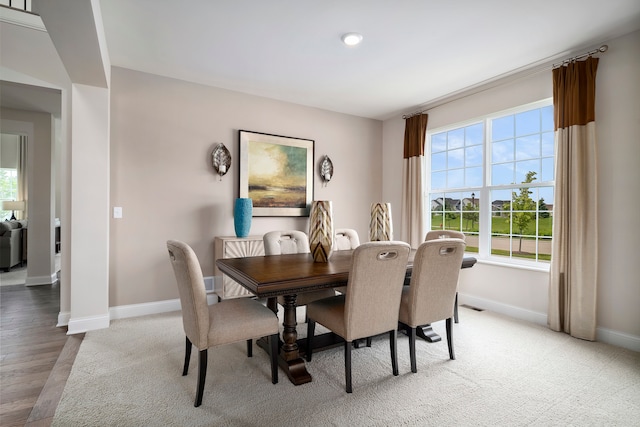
425 229 465 323
166 240 279 407
305 241 411 393
335 228 361 251
334 229 360 295
263 230 336 309
398 238 465 373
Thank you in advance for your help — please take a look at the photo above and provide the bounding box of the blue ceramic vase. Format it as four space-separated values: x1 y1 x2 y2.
234 198 253 237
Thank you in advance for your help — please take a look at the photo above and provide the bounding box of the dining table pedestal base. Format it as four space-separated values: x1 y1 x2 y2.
415 325 442 343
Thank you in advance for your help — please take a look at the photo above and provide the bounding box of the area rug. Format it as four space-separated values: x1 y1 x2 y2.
52 307 640 426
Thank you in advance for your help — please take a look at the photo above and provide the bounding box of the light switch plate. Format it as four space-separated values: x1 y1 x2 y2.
113 207 122 218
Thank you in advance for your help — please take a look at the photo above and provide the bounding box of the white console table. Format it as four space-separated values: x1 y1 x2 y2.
214 235 264 299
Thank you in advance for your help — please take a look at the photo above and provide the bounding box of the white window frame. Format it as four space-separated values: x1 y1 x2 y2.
425 98 554 270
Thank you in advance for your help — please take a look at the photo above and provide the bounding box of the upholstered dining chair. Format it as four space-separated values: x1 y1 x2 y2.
398 238 465 373
334 228 361 251
333 229 360 295
425 229 465 323
166 240 279 407
306 241 411 393
263 230 336 309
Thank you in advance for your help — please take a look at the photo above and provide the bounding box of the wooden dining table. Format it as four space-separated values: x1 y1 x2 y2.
216 249 477 385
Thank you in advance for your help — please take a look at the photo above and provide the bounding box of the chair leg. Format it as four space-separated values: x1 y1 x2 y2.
183 336 192 376
389 330 399 376
454 292 459 324
195 349 207 407
247 339 253 357
345 341 352 393
409 327 417 373
446 317 455 360
270 333 279 384
306 320 315 362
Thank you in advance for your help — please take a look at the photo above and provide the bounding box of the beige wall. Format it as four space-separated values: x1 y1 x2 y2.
382 30 640 347
108 67 382 306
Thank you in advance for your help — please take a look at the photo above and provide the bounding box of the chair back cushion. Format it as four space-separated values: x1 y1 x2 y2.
334 228 360 251
263 230 310 255
400 239 466 327
344 241 410 341
425 229 465 241
166 240 209 349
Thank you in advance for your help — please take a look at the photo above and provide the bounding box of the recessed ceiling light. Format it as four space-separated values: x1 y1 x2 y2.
341 32 363 47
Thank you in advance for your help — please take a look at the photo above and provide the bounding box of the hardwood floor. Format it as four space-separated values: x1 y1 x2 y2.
0 283 82 427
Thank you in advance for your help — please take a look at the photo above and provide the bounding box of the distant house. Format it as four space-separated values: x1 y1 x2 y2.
431 197 462 212
492 200 511 216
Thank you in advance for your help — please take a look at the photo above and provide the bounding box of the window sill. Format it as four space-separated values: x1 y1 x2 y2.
471 256 551 273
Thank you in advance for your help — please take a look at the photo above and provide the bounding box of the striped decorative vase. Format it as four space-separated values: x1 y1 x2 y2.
369 202 393 241
308 200 334 262
234 198 253 238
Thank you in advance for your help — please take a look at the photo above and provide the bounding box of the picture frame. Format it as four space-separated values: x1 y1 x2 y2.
239 130 314 217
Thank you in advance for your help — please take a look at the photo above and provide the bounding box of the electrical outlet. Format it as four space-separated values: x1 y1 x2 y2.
113 207 122 218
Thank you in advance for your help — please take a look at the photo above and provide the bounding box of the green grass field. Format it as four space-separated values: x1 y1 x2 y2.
431 213 552 261
431 213 552 236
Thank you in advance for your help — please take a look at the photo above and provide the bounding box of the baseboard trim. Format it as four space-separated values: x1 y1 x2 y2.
597 327 640 352
25 272 58 286
458 293 548 325
458 293 640 352
109 294 219 321
67 313 110 335
57 311 70 327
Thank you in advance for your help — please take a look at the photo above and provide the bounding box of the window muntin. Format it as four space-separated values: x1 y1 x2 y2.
427 100 553 265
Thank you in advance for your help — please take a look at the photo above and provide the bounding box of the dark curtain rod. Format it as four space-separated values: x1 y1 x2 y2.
402 110 427 120
552 45 608 69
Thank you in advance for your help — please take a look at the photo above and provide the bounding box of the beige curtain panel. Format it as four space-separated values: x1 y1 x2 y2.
401 113 428 248
548 57 599 341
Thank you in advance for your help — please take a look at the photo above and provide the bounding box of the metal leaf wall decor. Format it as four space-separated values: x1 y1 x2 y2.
212 143 231 180
320 155 333 186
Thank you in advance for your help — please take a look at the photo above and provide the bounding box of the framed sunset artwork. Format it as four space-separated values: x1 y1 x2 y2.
239 130 314 216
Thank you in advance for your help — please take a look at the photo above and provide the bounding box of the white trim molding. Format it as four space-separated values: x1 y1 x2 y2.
67 313 110 335
458 293 640 352
57 310 70 327
25 273 58 286
109 294 219 321
597 327 640 353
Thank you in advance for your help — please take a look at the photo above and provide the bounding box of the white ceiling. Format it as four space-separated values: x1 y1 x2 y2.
98 0 640 120
2 1 640 121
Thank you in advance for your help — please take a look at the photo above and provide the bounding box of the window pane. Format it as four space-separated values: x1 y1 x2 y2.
541 105 554 131
515 109 540 136
431 171 446 190
515 135 540 160
541 157 554 182
492 115 513 141
465 166 483 187
432 132 447 153
430 193 445 213
492 163 514 185
431 151 446 171
466 123 483 146
448 128 464 149
465 145 482 167
515 160 539 183
447 169 464 188
541 132 554 156
492 139 514 163
447 148 464 169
